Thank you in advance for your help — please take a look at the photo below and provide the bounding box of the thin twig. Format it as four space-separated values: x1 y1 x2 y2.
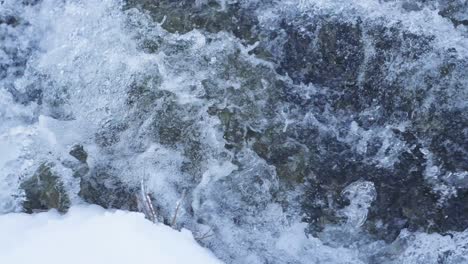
171 190 187 227
140 179 156 223
145 193 156 223
195 227 214 240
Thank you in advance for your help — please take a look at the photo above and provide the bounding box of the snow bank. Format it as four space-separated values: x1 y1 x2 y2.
0 205 222 264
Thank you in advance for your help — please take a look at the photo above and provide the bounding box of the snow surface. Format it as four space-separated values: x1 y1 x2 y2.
0 205 222 264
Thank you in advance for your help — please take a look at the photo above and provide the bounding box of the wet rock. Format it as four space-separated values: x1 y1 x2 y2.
439 0 468 27
436 189 468 231
95 120 128 148
66 144 90 179
278 18 364 88
401 1 424 12
249 11 466 239
201 15 466 240
69 144 88 163
20 163 70 213
72 163 90 179
125 0 259 43
423 109 468 173
0 15 19 26
78 165 138 211
6 84 43 105
115 0 468 244
22 0 42 6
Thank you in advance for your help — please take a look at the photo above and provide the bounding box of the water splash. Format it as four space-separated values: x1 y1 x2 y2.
0 0 467 263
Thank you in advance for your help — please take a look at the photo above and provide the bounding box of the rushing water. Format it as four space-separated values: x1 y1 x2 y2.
1 0 467 263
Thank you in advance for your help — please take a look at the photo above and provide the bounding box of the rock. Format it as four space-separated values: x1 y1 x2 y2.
248 11 467 239
22 0 41 6
0 15 19 26
20 163 70 213
95 120 128 148
439 0 468 27
69 144 88 163
106 0 468 243
72 163 90 179
67 145 139 212
78 165 138 211
401 1 423 12
277 18 364 88
125 0 259 43
62 144 90 179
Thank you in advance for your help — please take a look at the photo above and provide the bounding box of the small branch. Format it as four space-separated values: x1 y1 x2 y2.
171 190 186 228
159 15 167 26
140 179 156 223
195 227 214 241
145 193 156 223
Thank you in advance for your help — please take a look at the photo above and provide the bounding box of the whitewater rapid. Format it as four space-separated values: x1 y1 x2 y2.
1 0 467 263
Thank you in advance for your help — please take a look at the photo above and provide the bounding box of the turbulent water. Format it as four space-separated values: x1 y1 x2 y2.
0 0 467 263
